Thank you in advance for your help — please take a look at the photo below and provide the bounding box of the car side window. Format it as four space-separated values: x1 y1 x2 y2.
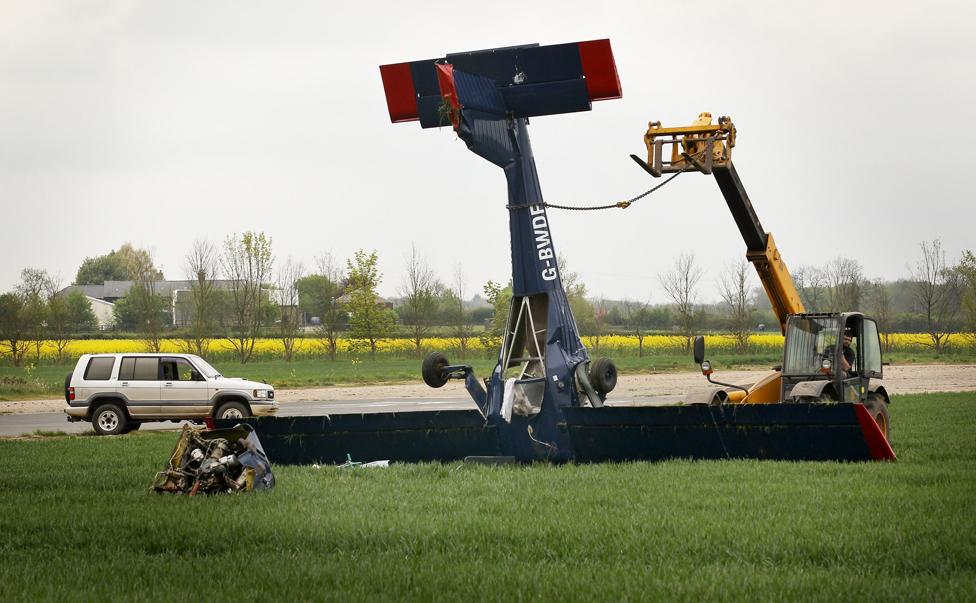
176 359 200 381
161 358 200 381
132 358 160 381
84 357 116 381
119 357 135 380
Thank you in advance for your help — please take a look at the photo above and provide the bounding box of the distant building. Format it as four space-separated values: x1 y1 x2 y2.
86 296 116 329
61 280 299 329
62 280 240 328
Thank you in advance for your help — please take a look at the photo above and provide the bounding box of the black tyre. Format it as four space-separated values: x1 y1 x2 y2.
589 357 618 394
64 373 72 403
863 393 891 443
422 352 450 388
215 401 250 420
92 404 129 436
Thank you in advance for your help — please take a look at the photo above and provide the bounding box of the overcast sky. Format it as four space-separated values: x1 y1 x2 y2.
2 0 974 303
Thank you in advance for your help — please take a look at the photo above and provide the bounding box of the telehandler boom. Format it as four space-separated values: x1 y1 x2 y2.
632 113 804 333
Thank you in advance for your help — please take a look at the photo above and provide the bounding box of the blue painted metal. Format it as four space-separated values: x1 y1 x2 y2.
408 42 595 128
217 403 884 464
463 369 488 413
440 66 588 460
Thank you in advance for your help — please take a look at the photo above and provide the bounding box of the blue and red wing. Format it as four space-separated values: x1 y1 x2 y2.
379 39 621 127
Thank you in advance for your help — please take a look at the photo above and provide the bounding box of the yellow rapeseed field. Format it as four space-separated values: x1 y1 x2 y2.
23 332 974 361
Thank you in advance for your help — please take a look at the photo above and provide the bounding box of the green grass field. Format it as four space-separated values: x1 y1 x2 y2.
2 350 975 401
0 392 973 600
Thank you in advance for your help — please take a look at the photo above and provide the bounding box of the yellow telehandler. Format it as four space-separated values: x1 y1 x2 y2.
631 113 891 442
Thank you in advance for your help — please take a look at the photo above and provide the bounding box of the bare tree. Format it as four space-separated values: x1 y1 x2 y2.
180 239 221 357
18 268 50 363
866 280 894 353
908 239 962 353
398 244 441 358
591 297 609 353
959 250 976 349
0 292 28 366
444 263 472 360
559 253 595 336
824 256 865 312
718 259 754 353
309 252 347 361
622 297 651 357
659 253 703 351
793 265 827 312
126 249 164 352
44 275 73 364
222 232 274 364
274 258 305 362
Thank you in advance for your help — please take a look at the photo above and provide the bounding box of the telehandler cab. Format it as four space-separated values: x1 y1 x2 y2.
693 313 890 440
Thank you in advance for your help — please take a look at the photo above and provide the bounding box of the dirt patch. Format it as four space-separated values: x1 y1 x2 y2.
5 364 974 416
0 399 68 415
276 363 976 405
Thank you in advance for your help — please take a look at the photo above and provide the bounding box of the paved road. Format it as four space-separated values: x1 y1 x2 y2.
0 397 480 437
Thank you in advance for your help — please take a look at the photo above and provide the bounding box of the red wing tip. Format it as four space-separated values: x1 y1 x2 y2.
379 62 419 123
854 403 896 461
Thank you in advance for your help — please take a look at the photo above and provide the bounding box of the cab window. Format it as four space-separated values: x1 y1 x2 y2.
783 317 840 376
862 320 883 376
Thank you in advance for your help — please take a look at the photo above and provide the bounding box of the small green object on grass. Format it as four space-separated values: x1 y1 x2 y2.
338 453 361 469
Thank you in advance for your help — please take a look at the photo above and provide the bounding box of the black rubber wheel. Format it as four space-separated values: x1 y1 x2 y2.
215 401 250 420
863 393 891 443
92 404 129 436
422 352 450 388
589 357 618 394
64 373 72 403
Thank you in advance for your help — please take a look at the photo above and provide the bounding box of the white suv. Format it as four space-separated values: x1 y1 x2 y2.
64 353 278 435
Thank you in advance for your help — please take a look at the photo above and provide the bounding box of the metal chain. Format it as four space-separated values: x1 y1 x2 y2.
506 152 699 212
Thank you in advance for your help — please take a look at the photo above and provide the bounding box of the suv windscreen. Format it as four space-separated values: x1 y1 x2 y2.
119 357 160 381
190 356 220 378
783 317 841 376
84 357 116 381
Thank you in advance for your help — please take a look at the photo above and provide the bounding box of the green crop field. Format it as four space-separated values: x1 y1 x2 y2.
1 392 974 600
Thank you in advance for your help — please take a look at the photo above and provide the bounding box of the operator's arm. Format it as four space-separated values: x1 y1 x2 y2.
841 347 855 374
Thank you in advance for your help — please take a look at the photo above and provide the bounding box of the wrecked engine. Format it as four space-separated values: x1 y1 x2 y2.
152 424 275 495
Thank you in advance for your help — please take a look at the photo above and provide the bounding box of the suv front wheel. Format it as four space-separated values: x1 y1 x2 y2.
215 401 251 420
92 403 129 436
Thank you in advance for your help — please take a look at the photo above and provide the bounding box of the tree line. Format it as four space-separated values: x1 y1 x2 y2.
658 240 976 354
2 235 975 366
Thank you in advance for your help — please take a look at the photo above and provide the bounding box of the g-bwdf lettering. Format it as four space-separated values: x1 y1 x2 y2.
530 204 557 281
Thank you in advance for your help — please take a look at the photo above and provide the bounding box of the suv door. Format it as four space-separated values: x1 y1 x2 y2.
160 357 211 418
118 357 161 418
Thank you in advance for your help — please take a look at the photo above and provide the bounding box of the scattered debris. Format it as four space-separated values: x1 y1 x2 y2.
151 424 275 495
336 454 389 469
337 454 361 469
